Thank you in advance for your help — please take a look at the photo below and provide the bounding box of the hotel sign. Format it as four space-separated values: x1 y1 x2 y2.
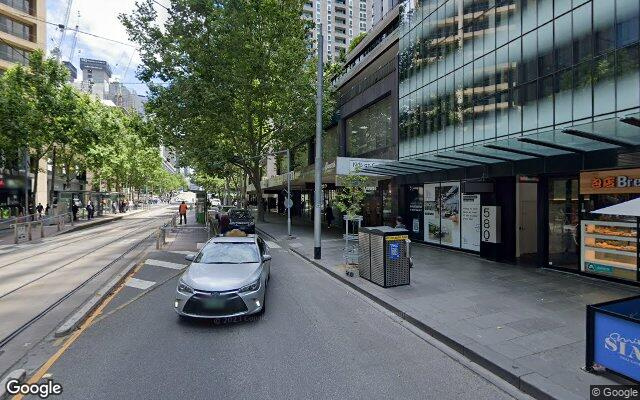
580 169 640 194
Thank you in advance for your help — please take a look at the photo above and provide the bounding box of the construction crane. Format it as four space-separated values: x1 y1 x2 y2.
67 12 80 63
52 0 74 60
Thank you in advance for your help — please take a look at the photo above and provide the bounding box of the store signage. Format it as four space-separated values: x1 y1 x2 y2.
481 206 501 243
335 157 391 175
594 312 640 382
461 194 481 251
580 169 640 194
585 262 614 274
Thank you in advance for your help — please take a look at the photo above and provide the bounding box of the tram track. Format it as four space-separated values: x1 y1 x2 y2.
0 210 174 350
0 208 174 270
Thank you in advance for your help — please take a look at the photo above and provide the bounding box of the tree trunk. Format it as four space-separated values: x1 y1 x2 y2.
251 166 264 222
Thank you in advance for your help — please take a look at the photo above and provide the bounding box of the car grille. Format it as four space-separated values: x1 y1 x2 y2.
183 292 248 316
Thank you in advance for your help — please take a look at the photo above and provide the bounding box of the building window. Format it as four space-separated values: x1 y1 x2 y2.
0 0 33 14
346 96 392 158
0 15 33 42
0 43 29 65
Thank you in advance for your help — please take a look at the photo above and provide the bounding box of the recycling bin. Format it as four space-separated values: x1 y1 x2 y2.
358 226 410 288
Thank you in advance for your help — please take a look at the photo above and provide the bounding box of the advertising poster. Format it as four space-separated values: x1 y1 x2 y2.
423 183 440 244
439 182 460 247
461 194 481 251
594 311 640 382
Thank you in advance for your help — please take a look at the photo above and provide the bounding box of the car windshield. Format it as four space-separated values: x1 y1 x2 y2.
194 242 260 264
229 209 252 219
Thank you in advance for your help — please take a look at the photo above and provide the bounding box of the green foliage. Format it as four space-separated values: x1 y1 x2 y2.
348 32 367 53
334 167 369 219
0 50 180 203
120 0 336 219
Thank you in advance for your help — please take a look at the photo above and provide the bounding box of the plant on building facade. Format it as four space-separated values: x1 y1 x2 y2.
334 167 369 220
121 0 335 221
348 32 367 53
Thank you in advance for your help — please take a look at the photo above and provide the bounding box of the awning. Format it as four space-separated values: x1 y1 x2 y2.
592 197 640 217
361 113 640 176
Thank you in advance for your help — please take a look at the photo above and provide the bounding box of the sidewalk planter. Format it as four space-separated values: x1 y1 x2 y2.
358 226 410 288
586 295 640 382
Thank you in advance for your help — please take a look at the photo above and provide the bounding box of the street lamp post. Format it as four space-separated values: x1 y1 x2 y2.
314 24 323 260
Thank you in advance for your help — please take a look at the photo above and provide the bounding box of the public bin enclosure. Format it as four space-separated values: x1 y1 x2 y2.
586 198 640 382
358 226 410 288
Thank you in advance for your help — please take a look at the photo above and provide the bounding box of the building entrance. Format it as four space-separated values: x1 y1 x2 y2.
516 178 538 263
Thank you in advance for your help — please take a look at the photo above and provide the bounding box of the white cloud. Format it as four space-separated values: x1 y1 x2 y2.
46 0 169 94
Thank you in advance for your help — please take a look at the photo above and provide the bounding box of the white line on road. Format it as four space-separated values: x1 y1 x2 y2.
125 277 156 290
167 251 195 255
265 241 281 249
144 259 187 270
196 243 205 249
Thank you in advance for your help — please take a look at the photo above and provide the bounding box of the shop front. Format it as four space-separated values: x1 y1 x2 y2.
579 168 640 283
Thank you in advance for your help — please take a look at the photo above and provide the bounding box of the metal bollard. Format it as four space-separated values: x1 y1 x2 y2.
41 220 45 238
156 228 161 249
27 222 32 241
13 224 18 244
70 214 74 227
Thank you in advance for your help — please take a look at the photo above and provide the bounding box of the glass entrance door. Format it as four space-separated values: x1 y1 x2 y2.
548 177 580 270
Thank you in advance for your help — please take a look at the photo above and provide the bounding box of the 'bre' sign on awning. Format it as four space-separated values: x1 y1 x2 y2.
580 168 640 195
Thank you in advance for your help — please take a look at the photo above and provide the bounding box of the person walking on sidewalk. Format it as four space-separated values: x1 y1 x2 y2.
71 201 79 221
179 201 188 225
395 216 406 229
36 203 44 219
325 203 334 228
86 201 95 220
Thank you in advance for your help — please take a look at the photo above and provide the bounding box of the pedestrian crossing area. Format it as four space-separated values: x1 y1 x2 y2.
122 256 187 293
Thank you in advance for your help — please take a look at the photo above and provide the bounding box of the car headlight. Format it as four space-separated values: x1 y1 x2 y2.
239 278 261 293
177 280 194 294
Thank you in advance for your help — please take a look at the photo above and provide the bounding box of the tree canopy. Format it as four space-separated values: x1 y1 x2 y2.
121 0 335 220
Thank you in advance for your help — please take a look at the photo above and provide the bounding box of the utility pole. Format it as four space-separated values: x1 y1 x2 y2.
313 24 323 260
23 149 29 216
286 149 291 238
49 146 56 214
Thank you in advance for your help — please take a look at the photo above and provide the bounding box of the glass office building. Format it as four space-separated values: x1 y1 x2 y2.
358 0 640 283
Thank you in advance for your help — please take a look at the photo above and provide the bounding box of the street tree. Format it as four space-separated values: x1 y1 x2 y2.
121 0 334 221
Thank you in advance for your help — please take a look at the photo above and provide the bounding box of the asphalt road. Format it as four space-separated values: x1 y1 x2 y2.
32 241 516 400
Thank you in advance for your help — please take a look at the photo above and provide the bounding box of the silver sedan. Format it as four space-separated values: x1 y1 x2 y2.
174 235 271 319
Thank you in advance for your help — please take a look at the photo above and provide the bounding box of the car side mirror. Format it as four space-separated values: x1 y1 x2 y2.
185 254 195 262
262 254 272 262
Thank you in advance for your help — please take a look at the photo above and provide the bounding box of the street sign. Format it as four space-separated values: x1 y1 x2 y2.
284 199 293 209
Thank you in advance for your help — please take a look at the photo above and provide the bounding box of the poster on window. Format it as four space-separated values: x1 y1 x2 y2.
461 194 481 251
439 182 460 247
423 183 440 244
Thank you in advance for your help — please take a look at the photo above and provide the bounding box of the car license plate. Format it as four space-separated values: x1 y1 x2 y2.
203 297 224 309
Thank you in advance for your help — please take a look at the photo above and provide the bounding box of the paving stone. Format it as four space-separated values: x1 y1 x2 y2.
506 316 565 335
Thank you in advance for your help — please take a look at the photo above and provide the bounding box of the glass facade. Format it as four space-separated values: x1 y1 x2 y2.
398 0 640 160
346 96 393 158
0 0 32 14
0 43 29 65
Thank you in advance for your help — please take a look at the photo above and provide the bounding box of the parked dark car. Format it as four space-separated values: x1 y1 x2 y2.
228 209 255 234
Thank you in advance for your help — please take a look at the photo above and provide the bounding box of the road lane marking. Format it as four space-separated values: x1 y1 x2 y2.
196 242 205 249
124 278 155 290
13 260 147 400
167 250 195 255
144 259 186 270
265 241 281 249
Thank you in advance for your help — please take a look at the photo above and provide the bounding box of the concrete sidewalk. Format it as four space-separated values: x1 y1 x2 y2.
256 213 640 400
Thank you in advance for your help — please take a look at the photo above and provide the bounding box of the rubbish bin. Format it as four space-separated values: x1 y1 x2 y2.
358 226 410 288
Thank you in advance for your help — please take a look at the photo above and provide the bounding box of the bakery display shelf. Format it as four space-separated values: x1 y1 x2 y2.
583 233 637 241
584 257 637 271
584 245 637 256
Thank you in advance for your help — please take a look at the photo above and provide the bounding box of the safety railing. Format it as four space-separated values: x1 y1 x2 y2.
156 212 219 250
10 212 74 244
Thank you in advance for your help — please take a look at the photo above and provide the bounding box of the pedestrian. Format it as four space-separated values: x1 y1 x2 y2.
219 211 230 234
395 216 406 229
71 201 79 221
36 202 44 219
86 201 95 220
45 203 50 216
112 201 117 214
325 203 334 228
179 201 188 225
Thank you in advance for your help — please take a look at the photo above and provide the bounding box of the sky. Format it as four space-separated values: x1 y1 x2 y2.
46 0 170 95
